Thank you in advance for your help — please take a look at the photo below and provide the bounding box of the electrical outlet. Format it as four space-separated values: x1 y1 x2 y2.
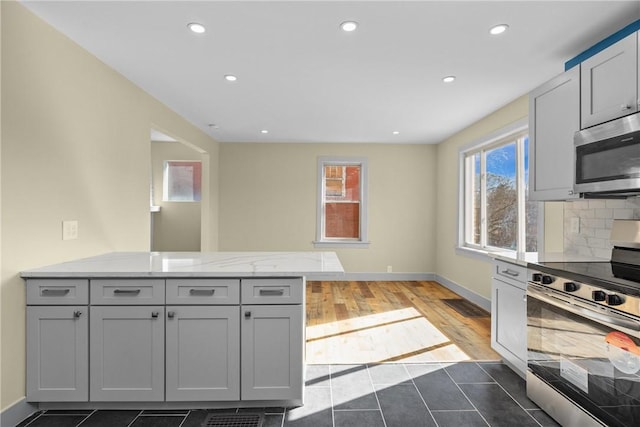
387 265 393 273
62 220 78 240
570 217 580 234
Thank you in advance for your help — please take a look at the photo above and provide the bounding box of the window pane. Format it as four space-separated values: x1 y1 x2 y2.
472 153 481 245
524 136 538 252
164 161 202 202
486 143 517 250
324 164 360 238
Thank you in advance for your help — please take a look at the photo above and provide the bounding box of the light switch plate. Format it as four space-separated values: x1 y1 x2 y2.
62 220 78 240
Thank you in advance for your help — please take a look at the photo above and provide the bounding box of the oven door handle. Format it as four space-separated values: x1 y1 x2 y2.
528 285 640 332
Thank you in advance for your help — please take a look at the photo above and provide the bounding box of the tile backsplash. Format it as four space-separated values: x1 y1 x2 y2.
563 198 640 259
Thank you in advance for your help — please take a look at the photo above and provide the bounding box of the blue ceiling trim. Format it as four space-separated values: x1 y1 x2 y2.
565 19 640 71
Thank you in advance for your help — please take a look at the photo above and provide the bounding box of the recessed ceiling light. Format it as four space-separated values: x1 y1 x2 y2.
489 24 509 35
261 130 269 134
224 75 237 82
442 76 456 83
340 21 358 32
392 131 400 135
187 23 206 34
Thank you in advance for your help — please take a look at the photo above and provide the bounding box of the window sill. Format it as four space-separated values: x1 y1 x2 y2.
455 245 510 262
313 240 371 249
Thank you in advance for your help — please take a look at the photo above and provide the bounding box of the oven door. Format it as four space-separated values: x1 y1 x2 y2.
527 284 640 427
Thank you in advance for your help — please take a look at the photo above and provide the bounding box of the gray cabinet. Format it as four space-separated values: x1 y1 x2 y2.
240 278 304 402
529 67 580 201
581 32 638 129
491 259 527 377
165 305 240 401
90 306 165 401
25 276 305 406
25 279 89 402
241 304 303 401
26 306 88 402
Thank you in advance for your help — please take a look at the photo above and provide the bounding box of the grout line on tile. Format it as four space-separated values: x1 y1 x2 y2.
404 363 442 427
442 362 491 427
365 364 388 427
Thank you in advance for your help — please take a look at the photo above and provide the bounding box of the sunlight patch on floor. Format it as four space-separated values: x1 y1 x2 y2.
306 307 471 364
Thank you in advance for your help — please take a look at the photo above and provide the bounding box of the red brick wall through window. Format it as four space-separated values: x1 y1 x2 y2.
324 165 360 238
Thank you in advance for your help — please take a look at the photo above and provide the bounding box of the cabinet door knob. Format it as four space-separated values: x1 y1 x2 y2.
73 310 82 318
151 311 159 318
244 311 252 318
621 104 631 110
167 311 175 319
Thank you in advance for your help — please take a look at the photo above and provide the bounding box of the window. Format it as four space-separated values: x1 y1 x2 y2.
315 157 369 248
460 120 537 254
163 161 202 202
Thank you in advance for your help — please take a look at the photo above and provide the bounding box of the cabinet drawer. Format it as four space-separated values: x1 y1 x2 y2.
91 279 165 305
166 279 240 305
493 260 526 288
241 278 304 305
26 279 89 305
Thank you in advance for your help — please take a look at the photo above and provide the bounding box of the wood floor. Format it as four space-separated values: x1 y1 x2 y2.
305 281 500 364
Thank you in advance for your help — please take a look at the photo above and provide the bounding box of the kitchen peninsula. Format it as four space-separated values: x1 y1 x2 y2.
21 251 344 410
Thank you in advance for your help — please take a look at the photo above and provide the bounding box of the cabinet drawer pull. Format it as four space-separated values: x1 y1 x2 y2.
621 104 632 111
113 289 141 295
244 311 252 318
151 311 159 318
41 288 70 296
259 289 285 296
74 310 82 318
500 269 520 277
167 311 175 319
189 288 215 296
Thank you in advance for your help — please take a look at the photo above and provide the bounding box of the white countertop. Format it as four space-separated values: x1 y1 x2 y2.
492 251 609 267
21 251 345 278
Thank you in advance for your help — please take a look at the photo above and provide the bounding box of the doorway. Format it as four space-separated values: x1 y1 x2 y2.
150 128 210 251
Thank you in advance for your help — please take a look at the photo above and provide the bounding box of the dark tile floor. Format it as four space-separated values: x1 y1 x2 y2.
15 362 559 427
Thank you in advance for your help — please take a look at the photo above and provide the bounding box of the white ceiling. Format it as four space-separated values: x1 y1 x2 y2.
20 1 640 144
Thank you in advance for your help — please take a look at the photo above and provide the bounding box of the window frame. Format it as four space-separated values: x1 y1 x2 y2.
314 156 370 248
457 118 533 257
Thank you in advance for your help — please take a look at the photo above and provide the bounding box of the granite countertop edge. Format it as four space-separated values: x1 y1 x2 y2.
20 251 346 279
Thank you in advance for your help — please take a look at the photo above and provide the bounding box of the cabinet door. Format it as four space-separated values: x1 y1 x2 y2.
166 306 240 401
90 306 164 401
581 32 637 128
26 306 88 401
241 304 303 402
529 67 580 200
491 278 526 376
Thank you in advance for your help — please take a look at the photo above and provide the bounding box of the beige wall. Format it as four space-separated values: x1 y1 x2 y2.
219 143 437 273
435 95 529 300
0 2 219 411
151 141 202 251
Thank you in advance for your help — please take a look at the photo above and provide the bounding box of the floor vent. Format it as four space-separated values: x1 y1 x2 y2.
201 413 264 427
442 298 489 318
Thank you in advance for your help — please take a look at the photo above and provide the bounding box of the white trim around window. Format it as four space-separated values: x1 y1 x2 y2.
314 156 370 248
457 118 533 257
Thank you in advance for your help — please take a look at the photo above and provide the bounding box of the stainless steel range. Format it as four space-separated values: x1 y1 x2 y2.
527 220 640 427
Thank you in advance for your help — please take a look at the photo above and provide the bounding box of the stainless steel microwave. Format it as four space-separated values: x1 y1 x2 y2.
574 112 640 196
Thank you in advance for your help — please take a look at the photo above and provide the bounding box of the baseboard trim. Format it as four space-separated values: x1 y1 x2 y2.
435 274 491 312
2 398 38 427
307 272 435 281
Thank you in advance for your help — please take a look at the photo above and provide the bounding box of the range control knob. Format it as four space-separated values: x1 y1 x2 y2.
532 273 543 282
592 290 606 301
606 294 624 306
541 275 554 285
564 282 579 292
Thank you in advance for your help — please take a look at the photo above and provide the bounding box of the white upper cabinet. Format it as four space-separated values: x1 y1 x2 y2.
529 67 580 200
581 32 638 129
